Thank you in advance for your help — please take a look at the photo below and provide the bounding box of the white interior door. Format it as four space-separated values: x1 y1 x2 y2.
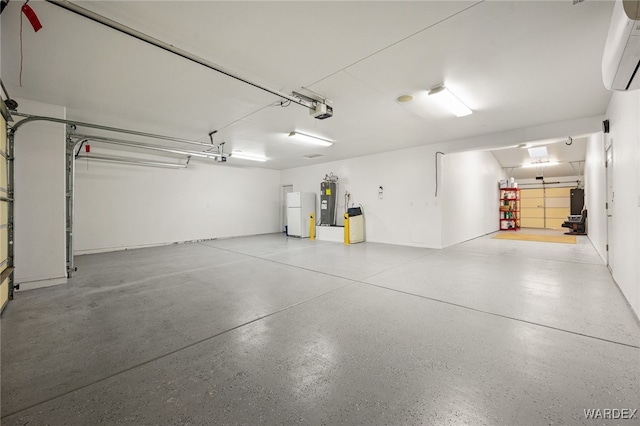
606 144 614 269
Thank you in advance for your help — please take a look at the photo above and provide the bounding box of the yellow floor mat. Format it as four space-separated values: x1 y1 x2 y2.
492 233 577 244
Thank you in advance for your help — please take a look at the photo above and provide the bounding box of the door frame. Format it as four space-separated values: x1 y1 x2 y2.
605 143 613 269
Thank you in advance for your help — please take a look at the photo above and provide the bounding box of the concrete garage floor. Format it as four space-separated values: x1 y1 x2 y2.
1 233 639 425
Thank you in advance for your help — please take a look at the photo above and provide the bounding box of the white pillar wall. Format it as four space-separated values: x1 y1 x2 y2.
13 99 67 288
440 150 503 248
585 90 640 319
602 90 640 317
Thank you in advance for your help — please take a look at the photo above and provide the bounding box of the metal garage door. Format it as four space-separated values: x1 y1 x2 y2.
520 187 570 229
1 114 10 311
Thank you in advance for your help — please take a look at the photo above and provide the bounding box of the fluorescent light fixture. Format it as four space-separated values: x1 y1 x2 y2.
427 85 472 117
528 146 548 158
288 131 333 147
521 161 559 168
231 152 267 162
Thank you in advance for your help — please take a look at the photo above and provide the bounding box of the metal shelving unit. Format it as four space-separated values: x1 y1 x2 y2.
500 187 520 231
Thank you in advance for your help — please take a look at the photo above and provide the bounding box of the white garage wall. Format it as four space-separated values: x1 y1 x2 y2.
602 90 640 318
13 99 67 288
440 150 502 248
584 132 607 263
74 159 280 254
281 145 502 249
280 145 443 248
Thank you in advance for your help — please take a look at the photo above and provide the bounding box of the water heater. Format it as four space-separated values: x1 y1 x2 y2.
320 173 338 226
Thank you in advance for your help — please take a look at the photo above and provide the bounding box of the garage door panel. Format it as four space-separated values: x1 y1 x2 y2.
0 227 7 265
521 189 544 198
546 207 570 219
545 197 570 208
546 188 570 197
1 277 7 311
0 158 5 191
522 218 545 228
521 198 544 208
519 187 572 229
546 218 569 229
521 207 544 218
521 188 545 228
0 115 5 153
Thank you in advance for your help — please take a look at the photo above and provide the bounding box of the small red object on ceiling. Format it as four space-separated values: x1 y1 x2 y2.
85 144 91 153
22 3 42 32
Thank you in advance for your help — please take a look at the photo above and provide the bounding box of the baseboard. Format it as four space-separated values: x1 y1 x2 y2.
16 276 67 292
74 232 280 256
608 272 640 326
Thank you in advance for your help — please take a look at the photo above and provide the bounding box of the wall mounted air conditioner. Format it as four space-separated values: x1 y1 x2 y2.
602 0 640 91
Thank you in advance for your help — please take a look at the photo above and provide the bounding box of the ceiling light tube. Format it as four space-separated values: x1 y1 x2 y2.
428 85 473 117
521 161 560 168
231 152 267 162
288 131 333 147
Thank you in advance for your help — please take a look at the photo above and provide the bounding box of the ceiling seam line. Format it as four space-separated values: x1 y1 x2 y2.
44 0 314 112
213 104 273 134
305 0 486 89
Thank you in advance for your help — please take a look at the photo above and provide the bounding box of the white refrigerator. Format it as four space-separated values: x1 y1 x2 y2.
287 192 316 238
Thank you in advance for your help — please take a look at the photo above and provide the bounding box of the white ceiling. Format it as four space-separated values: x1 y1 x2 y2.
1 0 614 170
489 136 588 180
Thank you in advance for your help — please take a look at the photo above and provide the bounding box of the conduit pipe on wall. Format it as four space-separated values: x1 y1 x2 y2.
45 0 315 111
